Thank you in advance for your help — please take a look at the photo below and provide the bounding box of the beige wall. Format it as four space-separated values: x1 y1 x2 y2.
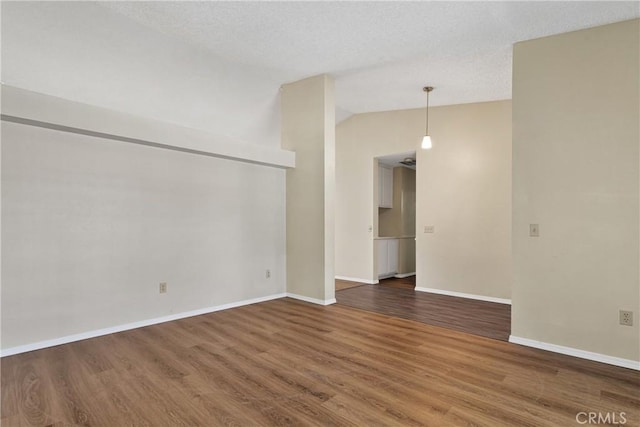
336 101 512 300
512 19 640 362
379 167 416 238
397 238 416 275
281 75 335 303
379 167 416 275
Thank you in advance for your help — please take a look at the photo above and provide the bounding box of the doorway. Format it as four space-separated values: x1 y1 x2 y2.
375 151 417 285
334 150 512 341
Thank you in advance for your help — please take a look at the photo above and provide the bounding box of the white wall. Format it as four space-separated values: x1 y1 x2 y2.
417 102 512 299
512 19 639 362
1 86 294 169
1 2 285 148
336 101 512 300
1 119 286 351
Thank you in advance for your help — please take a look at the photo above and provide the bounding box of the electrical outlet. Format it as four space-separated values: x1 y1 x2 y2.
265 269 271 279
159 282 167 294
619 310 633 326
424 225 435 233
529 224 539 237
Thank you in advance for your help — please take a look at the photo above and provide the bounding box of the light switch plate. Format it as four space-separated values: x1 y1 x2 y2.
529 224 539 237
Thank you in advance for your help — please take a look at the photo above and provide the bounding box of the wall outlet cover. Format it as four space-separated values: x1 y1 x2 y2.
619 310 633 326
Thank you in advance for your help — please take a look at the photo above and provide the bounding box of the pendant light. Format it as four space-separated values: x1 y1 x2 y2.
421 86 434 149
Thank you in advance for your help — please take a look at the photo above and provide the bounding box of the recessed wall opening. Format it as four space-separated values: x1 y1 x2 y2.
375 151 417 285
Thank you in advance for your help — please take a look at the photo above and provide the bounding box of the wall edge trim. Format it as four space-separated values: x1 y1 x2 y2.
286 293 336 306
0 293 287 357
415 286 511 305
394 272 416 279
509 335 640 371
1 114 294 169
335 275 378 284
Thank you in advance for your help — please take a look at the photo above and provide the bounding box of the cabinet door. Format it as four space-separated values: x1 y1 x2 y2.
377 240 389 277
388 239 399 274
379 166 393 208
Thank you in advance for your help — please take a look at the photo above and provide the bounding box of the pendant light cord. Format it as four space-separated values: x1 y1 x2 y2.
423 86 433 136
425 89 429 135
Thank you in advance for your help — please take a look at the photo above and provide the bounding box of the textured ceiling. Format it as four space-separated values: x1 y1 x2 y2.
2 1 639 148
99 1 640 111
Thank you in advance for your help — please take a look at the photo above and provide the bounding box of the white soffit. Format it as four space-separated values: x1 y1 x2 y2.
2 1 638 149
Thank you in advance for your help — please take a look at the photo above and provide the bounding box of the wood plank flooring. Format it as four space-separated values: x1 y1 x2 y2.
335 279 364 291
335 276 416 292
2 298 638 426
336 281 511 341
376 276 417 290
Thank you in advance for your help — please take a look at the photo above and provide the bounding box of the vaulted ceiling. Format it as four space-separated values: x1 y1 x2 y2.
2 1 638 149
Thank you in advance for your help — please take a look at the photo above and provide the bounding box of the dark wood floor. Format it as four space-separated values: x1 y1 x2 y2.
377 276 417 289
335 279 364 291
336 277 511 341
336 276 416 291
2 298 639 426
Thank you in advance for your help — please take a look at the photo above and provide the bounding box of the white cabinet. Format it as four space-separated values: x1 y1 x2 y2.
377 240 388 277
388 239 398 274
377 239 398 278
378 165 393 208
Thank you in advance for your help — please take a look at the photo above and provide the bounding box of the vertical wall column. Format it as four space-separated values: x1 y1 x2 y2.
281 74 336 305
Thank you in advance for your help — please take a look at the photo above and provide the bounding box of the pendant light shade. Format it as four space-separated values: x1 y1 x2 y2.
422 86 434 150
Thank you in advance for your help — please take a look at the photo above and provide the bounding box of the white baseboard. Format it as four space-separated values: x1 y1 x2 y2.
509 335 640 371
335 275 378 284
0 292 287 358
286 292 336 306
394 272 416 279
415 286 511 305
